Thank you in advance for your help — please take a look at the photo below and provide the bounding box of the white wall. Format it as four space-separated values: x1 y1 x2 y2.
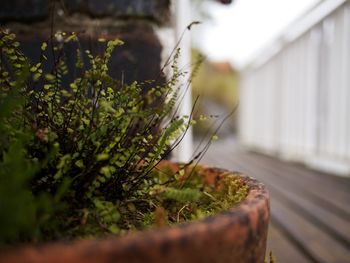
239 0 350 176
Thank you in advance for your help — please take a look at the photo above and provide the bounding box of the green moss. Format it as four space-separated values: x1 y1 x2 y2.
124 164 250 230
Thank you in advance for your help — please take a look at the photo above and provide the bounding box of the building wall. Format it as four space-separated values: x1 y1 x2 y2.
0 0 172 85
239 0 350 176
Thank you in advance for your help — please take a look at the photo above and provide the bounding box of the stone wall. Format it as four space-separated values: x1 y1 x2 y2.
0 0 172 85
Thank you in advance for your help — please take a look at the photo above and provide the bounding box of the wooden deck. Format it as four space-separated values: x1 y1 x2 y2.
197 137 350 263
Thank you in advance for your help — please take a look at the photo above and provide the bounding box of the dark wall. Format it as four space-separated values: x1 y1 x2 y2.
0 0 171 85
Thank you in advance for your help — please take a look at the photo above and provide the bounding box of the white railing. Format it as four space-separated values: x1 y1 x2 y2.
173 0 194 162
239 0 350 177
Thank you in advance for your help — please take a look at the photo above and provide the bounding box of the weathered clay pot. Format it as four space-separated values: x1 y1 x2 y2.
0 164 269 263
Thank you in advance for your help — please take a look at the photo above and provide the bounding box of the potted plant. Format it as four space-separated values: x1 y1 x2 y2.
0 30 269 263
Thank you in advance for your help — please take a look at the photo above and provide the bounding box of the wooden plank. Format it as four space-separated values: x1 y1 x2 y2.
233 153 350 220
267 178 350 247
224 155 350 247
267 224 312 263
251 152 350 196
271 198 350 263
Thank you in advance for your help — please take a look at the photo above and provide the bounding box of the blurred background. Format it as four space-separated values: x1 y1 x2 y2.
1 0 349 261
192 0 350 262
191 0 350 175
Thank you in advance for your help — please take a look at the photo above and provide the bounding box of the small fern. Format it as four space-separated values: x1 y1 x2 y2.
0 29 248 244
163 187 203 203
0 29 201 242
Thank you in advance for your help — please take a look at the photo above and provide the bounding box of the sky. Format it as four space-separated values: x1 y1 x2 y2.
193 0 320 69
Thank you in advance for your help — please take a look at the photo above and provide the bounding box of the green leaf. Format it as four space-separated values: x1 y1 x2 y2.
75 160 84 168
81 118 90 125
45 74 55 81
108 225 120 234
41 42 47 51
97 153 109 161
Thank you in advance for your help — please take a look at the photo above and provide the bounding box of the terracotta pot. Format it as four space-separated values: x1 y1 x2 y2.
0 164 270 263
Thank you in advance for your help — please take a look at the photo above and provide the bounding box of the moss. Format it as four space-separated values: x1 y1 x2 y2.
118 164 250 231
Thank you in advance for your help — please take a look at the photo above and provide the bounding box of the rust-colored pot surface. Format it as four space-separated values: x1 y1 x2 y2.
0 164 270 263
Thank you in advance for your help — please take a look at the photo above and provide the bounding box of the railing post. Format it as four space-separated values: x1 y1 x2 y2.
173 0 194 163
